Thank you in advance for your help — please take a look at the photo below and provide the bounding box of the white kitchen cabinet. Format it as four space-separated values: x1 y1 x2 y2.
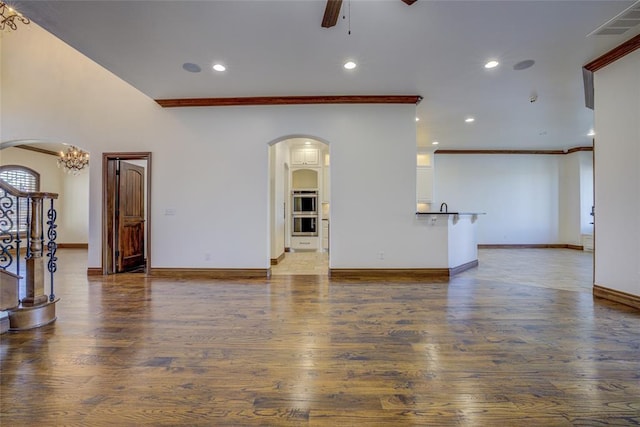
292 148 319 166
291 236 318 250
417 152 432 167
417 166 433 203
416 151 433 204
322 165 330 202
322 220 329 250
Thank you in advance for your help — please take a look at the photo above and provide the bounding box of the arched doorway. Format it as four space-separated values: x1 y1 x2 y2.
268 136 330 275
0 139 91 251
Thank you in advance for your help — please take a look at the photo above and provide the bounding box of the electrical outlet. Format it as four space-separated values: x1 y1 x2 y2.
378 252 384 260
205 253 211 261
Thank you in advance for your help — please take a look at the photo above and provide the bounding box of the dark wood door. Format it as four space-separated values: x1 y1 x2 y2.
116 161 145 272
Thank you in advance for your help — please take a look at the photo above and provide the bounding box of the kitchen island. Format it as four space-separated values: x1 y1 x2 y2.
330 211 484 279
414 211 485 276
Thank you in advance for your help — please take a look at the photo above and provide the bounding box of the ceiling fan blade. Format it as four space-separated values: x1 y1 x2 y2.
401 0 418 4
322 0 343 28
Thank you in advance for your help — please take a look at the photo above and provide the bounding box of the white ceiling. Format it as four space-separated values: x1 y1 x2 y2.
12 0 640 150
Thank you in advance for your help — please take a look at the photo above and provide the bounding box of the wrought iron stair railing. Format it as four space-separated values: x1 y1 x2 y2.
0 178 59 331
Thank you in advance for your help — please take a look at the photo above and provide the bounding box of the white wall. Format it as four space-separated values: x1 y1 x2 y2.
329 107 416 268
579 151 594 235
434 154 561 244
559 152 582 246
433 152 592 246
269 141 288 260
2 23 422 270
593 49 640 297
60 168 90 244
0 147 89 244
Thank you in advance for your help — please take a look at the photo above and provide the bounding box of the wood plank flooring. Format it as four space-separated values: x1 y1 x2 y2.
1 248 639 426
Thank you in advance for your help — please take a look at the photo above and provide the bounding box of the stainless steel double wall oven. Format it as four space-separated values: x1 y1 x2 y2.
292 189 318 236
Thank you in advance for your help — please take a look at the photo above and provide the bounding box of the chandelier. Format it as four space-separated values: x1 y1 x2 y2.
58 146 90 175
0 2 30 31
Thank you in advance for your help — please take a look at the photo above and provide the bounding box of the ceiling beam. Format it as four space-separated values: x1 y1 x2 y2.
155 95 423 108
322 0 414 28
322 0 342 28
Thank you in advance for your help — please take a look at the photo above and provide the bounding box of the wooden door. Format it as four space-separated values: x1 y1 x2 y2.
116 161 145 272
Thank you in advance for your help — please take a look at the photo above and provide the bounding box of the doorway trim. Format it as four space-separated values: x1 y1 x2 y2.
101 152 152 275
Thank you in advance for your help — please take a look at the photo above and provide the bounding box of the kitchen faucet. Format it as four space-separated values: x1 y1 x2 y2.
440 202 448 213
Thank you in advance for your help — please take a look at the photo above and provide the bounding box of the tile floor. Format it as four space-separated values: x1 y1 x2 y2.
271 250 329 275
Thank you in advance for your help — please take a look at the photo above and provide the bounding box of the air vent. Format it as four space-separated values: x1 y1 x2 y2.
589 1 640 36
596 28 630 35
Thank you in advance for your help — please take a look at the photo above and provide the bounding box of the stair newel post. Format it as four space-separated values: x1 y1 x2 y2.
46 198 58 302
22 194 47 306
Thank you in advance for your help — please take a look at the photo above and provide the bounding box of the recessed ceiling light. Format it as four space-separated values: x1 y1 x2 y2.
465 117 475 123
484 60 499 69
213 63 226 72
415 117 420 122
304 141 311 145
588 129 596 137
344 61 357 70
182 62 201 73
432 141 439 145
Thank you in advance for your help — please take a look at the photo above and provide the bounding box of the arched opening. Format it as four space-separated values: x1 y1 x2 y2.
0 139 90 251
268 136 330 275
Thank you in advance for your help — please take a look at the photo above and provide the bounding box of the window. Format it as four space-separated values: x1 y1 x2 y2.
0 165 40 233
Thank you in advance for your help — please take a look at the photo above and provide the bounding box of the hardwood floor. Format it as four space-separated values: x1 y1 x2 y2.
1 248 639 426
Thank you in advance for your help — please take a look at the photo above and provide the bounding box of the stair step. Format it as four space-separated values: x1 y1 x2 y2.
0 311 9 334
0 269 20 311
8 299 59 331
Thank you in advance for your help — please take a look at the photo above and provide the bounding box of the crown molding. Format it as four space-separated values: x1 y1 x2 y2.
155 95 423 108
584 33 640 72
15 144 59 157
434 147 593 155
